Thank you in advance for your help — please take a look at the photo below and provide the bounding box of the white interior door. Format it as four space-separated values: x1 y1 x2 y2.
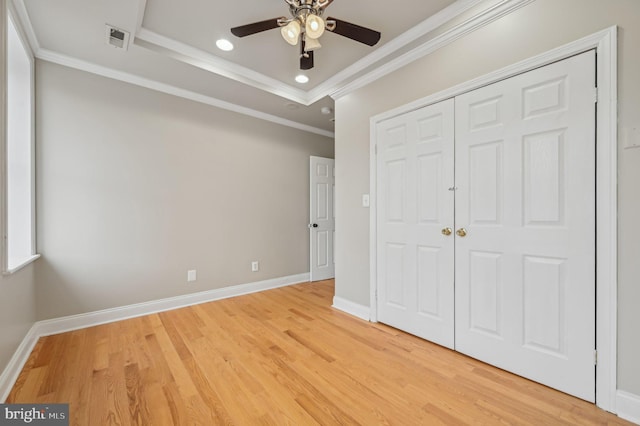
310 156 335 281
376 99 456 349
454 51 596 401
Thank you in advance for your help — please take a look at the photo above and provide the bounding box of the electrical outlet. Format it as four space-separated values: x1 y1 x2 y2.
251 261 259 272
187 269 197 282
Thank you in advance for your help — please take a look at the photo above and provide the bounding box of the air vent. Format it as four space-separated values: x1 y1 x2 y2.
105 24 130 50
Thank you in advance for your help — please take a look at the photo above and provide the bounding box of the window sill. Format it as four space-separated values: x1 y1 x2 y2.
4 254 41 275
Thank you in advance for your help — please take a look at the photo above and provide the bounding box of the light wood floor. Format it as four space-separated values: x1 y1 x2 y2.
8 280 630 425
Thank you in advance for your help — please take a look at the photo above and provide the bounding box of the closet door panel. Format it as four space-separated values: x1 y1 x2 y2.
376 99 455 349
454 51 596 402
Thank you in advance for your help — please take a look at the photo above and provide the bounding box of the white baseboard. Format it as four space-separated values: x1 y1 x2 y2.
0 324 39 403
0 272 309 402
617 390 640 425
332 296 370 321
35 273 309 337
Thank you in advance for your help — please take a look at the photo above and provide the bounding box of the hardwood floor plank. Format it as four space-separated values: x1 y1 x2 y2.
7 280 632 425
279 348 402 425
107 351 132 426
63 329 95 424
284 329 336 363
157 311 193 361
161 381 187 425
124 363 151 424
8 340 44 399
149 319 201 400
181 354 235 423
143 380 174 426
7 366 47 403
143 332 176 386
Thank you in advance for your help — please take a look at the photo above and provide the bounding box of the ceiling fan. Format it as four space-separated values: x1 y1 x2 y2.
230 0 381 70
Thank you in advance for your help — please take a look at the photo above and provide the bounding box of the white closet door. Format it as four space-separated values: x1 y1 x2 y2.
454 51 596 401
377 99 455 348
310 156 335 281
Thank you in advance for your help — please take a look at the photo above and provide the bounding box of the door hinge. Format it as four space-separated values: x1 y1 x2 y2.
594 349 598 365
593 87 598 103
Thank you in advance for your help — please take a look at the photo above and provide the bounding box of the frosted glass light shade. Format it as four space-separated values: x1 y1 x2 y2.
305 14 325 39
305 37 321 51
281 20 301 45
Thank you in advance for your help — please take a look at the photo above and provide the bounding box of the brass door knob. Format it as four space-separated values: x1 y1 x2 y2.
456 228 467 237
441 227 452 236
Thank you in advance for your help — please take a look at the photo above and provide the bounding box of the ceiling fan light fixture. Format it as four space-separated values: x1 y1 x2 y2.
305 14 325 39
281 20 301 45
230 0 381 71
304 36 321 51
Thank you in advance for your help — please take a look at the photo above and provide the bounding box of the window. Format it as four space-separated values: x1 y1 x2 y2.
2 6 38 273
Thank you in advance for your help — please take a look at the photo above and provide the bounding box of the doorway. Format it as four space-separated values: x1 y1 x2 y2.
310 156 335 281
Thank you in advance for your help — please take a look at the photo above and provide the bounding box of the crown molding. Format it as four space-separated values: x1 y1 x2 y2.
135 27 310 105
135 0 147 35
305 0 485 104
10 0 334 136
36 48 335 138
134 0 487 107
8 0 38 53
8 0 532 137
330 0 536 100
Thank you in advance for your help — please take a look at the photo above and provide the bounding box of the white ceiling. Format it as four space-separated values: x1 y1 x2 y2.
12 0 506 136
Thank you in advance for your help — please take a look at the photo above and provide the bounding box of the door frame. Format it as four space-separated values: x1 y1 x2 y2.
369 27 617 412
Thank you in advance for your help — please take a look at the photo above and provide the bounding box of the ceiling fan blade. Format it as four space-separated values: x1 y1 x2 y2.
230 18 283 37
326 17 381 46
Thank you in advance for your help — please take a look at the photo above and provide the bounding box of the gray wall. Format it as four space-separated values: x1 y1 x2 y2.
35 60 334 320
334 0 640 395
0 267 36 381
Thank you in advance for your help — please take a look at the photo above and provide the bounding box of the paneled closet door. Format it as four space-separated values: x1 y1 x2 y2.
376 99 456 349
454 51 596 402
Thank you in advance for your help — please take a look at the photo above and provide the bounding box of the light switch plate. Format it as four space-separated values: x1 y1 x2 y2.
362 194 370 208
187 269 197 282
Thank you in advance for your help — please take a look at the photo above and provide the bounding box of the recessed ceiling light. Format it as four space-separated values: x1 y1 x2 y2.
295 74 309 84
216 39 234 51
